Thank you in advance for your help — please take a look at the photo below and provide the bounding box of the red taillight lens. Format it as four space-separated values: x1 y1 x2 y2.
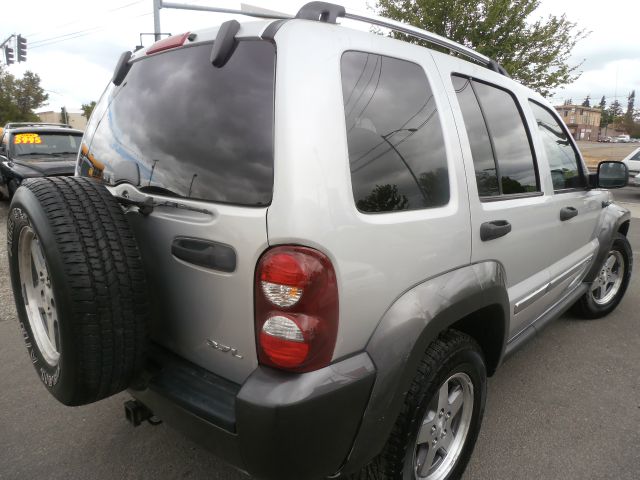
146 32 190 55
255 246 338 372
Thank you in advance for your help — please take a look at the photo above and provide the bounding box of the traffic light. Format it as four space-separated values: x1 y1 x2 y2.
4 46 14 65
16 35 26 62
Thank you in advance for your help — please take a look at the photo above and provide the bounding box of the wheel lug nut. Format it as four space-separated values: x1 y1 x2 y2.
431 425 436 434
432 439 438 445
446 412 451 418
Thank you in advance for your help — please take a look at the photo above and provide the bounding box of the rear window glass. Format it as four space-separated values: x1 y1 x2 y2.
79 41 275 206
341 51 449 213
11 132 81 160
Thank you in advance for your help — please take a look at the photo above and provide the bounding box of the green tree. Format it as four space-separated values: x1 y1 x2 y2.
60 106 68 124
624 90 635 132
581 95 590 107
0 66 48 123
376 0 587 96
357 184 409 212
608 99 623 122
14 71 48 119
598 95 609 128
81 101 97 120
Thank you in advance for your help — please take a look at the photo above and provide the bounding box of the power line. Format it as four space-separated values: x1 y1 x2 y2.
25 0 145 39
30 12 152 50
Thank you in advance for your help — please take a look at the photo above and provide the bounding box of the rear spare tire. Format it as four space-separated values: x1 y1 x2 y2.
7 176 148 406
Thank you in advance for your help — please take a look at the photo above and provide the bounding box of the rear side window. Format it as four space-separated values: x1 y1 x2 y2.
452 75 538 197
528 101 586 190
630 150 640 161
341 51 449 213
79 41 275 206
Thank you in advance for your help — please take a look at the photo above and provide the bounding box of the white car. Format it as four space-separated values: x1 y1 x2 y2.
622 146 640 176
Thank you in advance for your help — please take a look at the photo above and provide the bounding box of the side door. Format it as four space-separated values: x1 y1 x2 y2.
523 100 605 305
440 62 561 340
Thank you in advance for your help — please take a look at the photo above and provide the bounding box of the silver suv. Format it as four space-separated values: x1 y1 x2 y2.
6 3 632 479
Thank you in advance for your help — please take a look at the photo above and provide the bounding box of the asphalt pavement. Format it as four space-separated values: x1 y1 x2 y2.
0 189 639 480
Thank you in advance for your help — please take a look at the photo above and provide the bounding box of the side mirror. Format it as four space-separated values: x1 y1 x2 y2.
591 161 628 189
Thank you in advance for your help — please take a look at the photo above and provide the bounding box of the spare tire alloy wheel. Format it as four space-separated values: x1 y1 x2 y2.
18 226 61 369
7 177 149 406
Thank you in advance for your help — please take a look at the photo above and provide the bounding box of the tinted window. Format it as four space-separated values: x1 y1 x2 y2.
451 76 499 196
11 132 82 159
529 101 585 190
452 75 538 196
341 51 449 213
472 82 537 194
630 150 640 161
79 41 275 206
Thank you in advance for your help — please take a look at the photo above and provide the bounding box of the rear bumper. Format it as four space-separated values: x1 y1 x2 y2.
129 345 376 480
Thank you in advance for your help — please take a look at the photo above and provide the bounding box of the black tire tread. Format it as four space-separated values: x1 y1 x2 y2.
21 176 148 405
571 232 632 319
349 330 483 480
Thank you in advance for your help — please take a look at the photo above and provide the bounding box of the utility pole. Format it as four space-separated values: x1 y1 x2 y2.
153 0 162 41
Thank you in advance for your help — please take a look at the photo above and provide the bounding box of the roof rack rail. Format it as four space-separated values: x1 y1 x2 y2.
5 122 73 128
297 2 506 75
156 1 509 76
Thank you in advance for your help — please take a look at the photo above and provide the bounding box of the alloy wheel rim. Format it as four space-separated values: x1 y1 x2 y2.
17 226 60 366
413 372 474 480
590 250 624 306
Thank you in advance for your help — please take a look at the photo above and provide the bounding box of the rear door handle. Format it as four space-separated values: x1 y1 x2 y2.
480 220 512 241
171 237 237 272
560 206 578 221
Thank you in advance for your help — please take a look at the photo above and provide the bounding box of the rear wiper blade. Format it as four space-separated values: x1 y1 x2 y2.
110 184 211 216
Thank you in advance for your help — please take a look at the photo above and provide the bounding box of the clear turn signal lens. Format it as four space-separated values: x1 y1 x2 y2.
261 281 303 307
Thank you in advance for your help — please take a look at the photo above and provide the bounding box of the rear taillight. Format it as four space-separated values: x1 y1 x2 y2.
255 246 338 372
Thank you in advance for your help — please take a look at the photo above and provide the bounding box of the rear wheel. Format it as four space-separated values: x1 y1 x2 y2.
7 176 149 406
352 330 487 479
571 233 632 319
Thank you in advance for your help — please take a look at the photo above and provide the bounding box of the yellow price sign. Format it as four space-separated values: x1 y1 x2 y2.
14 133 42 144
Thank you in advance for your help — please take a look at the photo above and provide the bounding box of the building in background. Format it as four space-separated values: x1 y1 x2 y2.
37 110 87 130
554 104 601 141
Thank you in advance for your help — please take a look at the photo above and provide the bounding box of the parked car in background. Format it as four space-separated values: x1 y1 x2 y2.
621 146 640 177
0 123 82 199
613 134 631 143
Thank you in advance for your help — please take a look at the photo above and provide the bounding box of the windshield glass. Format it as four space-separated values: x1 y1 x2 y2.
79 40 276 206
11 132 81 159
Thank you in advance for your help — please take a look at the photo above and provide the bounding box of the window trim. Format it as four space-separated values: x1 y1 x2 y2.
528 99 589 193
452 73 541 200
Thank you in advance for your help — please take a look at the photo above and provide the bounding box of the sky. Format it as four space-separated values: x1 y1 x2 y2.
2 0 639 112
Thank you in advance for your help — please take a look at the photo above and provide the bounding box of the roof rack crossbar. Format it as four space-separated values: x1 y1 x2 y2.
160 1 291 19
6 122 72 128
155 2 506 75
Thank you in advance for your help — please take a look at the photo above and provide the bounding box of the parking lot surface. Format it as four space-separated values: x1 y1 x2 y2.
1 189 639 480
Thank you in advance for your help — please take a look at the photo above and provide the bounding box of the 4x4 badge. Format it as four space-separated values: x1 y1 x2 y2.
206 338 243 359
